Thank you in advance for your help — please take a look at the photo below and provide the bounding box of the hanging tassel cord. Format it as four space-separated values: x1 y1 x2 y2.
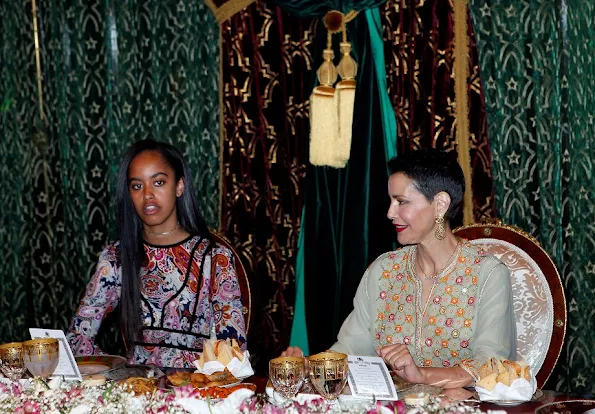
309 10 359 168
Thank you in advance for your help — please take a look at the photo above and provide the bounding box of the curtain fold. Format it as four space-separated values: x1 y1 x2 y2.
218 1 316 372
470 0 595 392
382 0 496 223
365 8 397 164
0 1 220 349
301 14 396 353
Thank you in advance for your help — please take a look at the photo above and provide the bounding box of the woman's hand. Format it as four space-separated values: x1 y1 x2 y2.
280 346 305 358
378 344 426 384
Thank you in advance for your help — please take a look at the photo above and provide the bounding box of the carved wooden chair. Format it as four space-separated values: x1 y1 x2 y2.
210 229 252 335
453 220 566 388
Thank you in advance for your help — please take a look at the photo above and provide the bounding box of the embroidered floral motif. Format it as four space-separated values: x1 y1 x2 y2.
375 244 482 368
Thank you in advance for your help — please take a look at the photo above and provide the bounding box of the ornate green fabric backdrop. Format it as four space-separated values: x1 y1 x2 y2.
470 0 595 392
0 1 220 349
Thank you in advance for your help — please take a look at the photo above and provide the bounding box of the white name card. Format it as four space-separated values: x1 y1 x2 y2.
347 355 399 400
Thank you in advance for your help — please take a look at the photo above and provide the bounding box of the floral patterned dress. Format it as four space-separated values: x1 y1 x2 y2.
331 242 516 380
67 235 247 368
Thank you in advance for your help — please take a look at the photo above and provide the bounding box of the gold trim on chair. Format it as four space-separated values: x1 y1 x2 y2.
455 219 542 247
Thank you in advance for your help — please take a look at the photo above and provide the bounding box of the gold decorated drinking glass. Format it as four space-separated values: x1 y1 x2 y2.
0 342 26 381
308 352 349 406
23 338 59 379
269 356 306 399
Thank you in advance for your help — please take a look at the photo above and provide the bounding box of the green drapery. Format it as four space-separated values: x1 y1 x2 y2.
272 0 397 353
0 1 220 348
470 0 595 392
285 4 397 354
303 14 396 354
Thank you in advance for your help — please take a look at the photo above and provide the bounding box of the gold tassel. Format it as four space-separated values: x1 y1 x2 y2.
334 39 357 166
309 47 341 167
309 11 359 168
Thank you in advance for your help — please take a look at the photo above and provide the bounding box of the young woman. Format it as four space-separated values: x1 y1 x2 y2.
67 139 246 368
283 149 516 388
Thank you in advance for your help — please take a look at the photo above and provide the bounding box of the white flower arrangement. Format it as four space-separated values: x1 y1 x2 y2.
0 379 484 414
0 380 191 414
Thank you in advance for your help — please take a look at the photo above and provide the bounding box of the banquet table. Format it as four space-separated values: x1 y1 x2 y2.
248 375 594 414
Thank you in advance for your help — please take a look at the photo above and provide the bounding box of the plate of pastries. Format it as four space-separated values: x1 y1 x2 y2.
165 338 255 399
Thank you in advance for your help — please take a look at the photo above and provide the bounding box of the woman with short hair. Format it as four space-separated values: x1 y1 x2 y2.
284 149 516 388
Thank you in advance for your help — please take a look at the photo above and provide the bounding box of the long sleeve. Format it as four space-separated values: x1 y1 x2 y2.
330 265 379 356
463 259 517 375
210 245 247 349
66 244 121 356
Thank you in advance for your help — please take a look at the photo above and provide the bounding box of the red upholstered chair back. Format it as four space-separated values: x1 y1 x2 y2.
453 220 566 388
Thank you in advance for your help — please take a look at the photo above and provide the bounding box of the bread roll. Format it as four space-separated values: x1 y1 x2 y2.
494 358 506 374
519 361 531 381
502 359 521 375
217 344 234 365
478 361 492 378
497 370 511 386
477 372 498 390
204 340 217 362
231 339 244 361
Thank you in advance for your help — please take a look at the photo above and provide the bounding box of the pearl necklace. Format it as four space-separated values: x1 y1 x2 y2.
144 222 180 236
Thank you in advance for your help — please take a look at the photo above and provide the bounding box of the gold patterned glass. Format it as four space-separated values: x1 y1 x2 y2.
269 356 306 399
23 338 59 379
0 342 26 381
308 352 349 403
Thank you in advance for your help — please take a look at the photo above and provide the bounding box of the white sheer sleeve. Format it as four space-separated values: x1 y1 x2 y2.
330 260 381 356
461 258 517 379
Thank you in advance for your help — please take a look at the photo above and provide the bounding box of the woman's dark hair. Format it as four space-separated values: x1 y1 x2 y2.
387 149 465 225
116 139 211 353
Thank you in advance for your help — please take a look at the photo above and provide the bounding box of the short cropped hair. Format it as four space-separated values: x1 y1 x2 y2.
387 149 465 224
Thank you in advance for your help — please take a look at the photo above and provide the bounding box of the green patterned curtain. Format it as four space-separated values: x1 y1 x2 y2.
470 0 595 392
0 1 220 350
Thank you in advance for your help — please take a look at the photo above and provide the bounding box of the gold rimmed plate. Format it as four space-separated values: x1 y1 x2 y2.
76 355 127 376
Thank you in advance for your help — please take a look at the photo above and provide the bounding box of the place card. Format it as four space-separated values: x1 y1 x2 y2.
29 328 82 381
347 355 399 400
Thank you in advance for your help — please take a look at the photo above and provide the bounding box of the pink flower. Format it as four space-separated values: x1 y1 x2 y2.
16 401 41 414
369 400 406 414
173 384 201 399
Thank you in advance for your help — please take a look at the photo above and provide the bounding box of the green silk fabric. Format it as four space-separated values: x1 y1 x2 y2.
292 12 396 354
0 2 220 349
470 0 595 392
289 5 396 354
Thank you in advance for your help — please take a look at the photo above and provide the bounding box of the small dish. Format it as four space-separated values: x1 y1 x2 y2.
491 399 525 406
76 355 127 376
